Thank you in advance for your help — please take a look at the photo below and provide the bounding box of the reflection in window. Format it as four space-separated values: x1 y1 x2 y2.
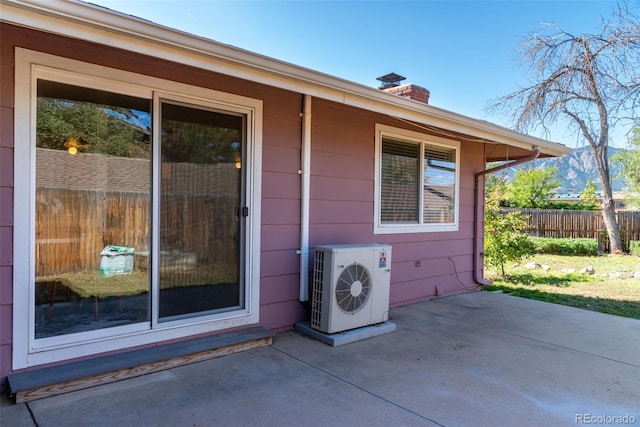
35 80 151 338
423 144 456 224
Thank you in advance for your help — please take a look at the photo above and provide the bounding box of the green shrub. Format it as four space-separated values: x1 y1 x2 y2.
532 237 597 256
545 201 599 211
485 187 536 276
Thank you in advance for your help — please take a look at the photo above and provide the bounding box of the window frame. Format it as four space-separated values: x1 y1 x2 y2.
374 124 460 234
13 48 263 369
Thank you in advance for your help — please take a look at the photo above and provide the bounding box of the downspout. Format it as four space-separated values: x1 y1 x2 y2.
298 95 312 301
473 146 541 286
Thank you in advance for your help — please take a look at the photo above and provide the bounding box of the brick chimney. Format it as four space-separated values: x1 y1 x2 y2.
383 84 430 104
376 73 430 104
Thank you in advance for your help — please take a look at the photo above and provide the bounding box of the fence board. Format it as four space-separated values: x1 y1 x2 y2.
501 208 640 240
36 188 236 276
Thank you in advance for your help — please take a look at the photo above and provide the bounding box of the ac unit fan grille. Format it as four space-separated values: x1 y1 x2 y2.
336 263 371 313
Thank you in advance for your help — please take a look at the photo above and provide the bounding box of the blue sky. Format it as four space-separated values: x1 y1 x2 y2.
89 0 625 147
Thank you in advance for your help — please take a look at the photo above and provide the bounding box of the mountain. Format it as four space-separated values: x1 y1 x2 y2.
499 145 627 194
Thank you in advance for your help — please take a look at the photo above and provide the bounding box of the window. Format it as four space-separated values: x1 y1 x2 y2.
14 49 262 368
374 124 459 234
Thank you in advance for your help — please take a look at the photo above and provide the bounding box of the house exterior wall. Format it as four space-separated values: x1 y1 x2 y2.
0 22 485 385
309 98 484 306
0 23 305 383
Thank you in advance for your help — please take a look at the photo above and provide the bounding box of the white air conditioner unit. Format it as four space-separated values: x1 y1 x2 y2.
311 244 392 334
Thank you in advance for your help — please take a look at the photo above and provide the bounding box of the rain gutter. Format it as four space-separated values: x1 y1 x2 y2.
473 147 541 286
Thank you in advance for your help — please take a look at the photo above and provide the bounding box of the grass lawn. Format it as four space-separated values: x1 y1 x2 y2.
485 254 640 320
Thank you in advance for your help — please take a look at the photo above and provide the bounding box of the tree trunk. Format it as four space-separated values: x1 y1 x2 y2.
600 179 623 253
592 142 623 253
602 203 622 253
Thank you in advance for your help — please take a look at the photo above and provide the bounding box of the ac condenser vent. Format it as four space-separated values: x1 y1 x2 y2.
336 263 371 313
311 244 391 334
311 249 325 328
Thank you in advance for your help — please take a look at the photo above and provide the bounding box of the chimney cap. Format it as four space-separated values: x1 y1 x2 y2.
376 72 406 89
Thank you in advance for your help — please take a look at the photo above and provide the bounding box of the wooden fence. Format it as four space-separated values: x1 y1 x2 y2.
36 188 238 277
501 208 640 241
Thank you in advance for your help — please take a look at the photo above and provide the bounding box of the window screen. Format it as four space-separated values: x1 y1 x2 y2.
381 138 419 223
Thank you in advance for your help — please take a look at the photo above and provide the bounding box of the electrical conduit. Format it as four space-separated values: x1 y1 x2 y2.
299 95 312 301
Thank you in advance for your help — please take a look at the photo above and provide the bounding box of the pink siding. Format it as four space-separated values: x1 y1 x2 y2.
311 176 372 201
260 250 299 277
312 151 374 179
0 21 494 385
0 187 12 226
0 24 15 387
310 200 374 224
391 240 473 262
262 198 300 225
259 300 307 332
262 115 302 149
262 144 301 173
0 228 11 266
392 255 473 284
0 344 10 382
261 224 300 251
308 98 485 307
0 107 13 147
0 265 10 384
0 148 12 187
311 224 376 246
0 267 11 305
260 274 299 305
0 304 11 346
257 92 305 330
262 171 300 199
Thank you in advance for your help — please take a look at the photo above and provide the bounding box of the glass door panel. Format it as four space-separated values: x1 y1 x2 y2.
34 80 152 338
158 101 244 320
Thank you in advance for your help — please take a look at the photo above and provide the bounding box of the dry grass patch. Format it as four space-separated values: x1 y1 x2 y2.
485 254 640 320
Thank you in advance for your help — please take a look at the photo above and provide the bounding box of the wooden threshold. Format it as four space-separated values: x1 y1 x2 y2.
8 326 273 404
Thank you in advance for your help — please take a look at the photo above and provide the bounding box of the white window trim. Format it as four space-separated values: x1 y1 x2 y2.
13 48 263 369
374 124 460 234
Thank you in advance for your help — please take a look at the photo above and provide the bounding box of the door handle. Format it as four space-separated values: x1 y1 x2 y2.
235 207 249 217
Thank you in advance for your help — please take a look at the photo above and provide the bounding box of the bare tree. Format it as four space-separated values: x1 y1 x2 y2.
491 2 640 253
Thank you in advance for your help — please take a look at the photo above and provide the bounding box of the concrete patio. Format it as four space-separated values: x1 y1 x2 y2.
2 291 639 426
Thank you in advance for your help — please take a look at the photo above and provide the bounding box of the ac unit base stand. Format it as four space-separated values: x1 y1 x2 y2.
294 321 396 347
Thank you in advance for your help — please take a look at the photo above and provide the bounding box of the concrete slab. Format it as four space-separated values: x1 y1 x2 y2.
294 321 396 346
2 292 639 427
410 291 640 365
0 392 34 427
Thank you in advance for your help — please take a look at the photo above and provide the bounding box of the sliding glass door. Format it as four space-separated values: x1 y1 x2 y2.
34 80 152 338
33 83 247 339
157 101 245 320
14 49 262 368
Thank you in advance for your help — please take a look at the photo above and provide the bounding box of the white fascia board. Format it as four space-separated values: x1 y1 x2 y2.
2 0 571 158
